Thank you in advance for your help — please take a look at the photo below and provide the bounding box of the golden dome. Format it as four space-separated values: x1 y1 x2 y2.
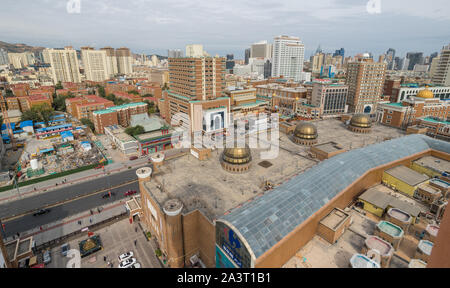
294 122 318 139
222 147 252 165
350 114 371 128
417 87 434 99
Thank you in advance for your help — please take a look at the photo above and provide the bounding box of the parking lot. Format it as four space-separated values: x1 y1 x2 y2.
46 218 162 268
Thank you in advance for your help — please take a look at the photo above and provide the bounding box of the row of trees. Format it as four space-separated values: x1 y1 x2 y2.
125 125 145 136
20 103 55 126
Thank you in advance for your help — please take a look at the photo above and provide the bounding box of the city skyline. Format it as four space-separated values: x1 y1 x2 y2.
0 0 449 58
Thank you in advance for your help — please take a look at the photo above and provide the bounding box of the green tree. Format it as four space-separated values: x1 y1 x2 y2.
125 125 145 136
128 90 139 95
80 118 95 132
97 85 106 98
53 92 75 111
55 81 63 90
142 93 153 98
21 104 55 125
162 83 168 90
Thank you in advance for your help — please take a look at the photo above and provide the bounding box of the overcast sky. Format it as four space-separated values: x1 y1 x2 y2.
1 0 449 58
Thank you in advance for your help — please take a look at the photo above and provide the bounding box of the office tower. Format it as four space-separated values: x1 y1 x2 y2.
250 41 273 59
311 53 325 74
185 44 204 58
226 54 235 71
0 49 9 65
168 57 225 101
168 49 183 58
271 35 305 82
333 48 345 58
244 48 251 65
429 52 439 63
406 52 424 71
100 47 118 78
264 59 272 79
345 55 386 114
44 47 81 83
115 47 133 75
7 52 34 69
432 44 450 86
311 83 348 115
386 48 396 70
81 47 109 82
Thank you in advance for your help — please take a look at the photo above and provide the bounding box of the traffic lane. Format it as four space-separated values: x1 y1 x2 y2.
0 168 138 219
2 181 139 237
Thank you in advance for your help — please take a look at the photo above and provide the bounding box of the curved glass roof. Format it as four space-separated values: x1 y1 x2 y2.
220 134 450 259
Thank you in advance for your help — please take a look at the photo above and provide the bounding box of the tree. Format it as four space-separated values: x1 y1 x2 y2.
143 93 153 98
97 85 106 98
21 104 55 125
80 118 95 132
128 90 139 95
55 81 63 90
125 125 145 136
162 83 168 90
53 92 75 112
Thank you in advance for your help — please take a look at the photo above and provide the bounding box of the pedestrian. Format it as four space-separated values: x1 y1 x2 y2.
90 218 92 224
104 256 107 262
134 240 137 246
135 227 138 233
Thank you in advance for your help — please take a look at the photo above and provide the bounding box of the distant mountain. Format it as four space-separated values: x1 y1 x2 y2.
0 41 45 53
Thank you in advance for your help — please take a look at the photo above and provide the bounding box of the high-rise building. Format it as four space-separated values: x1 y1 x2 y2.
311 83 348 116
168 49 183 58
244 48 251 65
81 47 109 82
44 47 81 83
271 35 305 82
115 47 133 75
311 53 325 74
333 48 345 58
345 55 386 114
226 54 235 71
432 44 450 86
7 52 35 69
100 47 118 77
264 59 272 79
185 44 204 58
386 48 396 70
406 52 424 71
250 41 273 59
0 48 9 65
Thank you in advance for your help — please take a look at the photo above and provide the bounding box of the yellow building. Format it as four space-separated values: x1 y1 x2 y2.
382 165 429 197
410 156 450 178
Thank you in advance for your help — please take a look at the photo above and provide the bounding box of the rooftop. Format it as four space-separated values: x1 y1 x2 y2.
319 208 350 231
413 155 450 175
312 142 344 154
384 165 429 187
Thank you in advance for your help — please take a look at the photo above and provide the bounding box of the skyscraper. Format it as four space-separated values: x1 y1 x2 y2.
244 48 251 65
115 47 133 75
406 52 424 71
271 35 305 82
81 47 109 82
100 47 118 78
250 41 273 59
226 54 235 71
345 55 386 114
186 44 204 58
44 47 81 83
432 44 450 86
333 48 345 58
168 49 183 58
386 48 396 70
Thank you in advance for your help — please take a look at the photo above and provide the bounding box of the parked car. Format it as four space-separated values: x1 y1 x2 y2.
102 192 115 199
124 190 137 196
33 209 51 216
129 156 138 161
128 262 141 268
118 258 137 268
61 244 70 256
118 251 134 262
43 250 51 265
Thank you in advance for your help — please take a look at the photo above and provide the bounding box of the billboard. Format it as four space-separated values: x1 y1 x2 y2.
215 221 252 268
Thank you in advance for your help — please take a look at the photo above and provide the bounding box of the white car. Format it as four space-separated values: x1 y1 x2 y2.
118 251 134 262
128 262 141 268
119 258 137 268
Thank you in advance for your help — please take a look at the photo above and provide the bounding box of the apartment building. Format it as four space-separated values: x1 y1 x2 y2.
271 35 305 82
92 102 148 134
432 44 450 86
44 47 81 83
66 95 114 121
311 83 348 116
115 47 133 75
81 47 109 82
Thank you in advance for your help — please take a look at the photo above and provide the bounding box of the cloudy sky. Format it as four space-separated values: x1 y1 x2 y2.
1 0 449 58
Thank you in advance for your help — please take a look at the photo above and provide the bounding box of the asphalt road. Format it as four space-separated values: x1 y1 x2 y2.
1 181 139 238
0 167 139 219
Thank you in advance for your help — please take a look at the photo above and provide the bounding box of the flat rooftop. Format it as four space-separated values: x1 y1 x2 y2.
143 146 317 221
313 142 344 154
385 165 429 186
413 155 450 174
319 208 350 231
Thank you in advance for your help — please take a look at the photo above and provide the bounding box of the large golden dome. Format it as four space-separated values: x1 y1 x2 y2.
294 122 318 139
350 114 371 128
222 147 252 165
417 87 434 99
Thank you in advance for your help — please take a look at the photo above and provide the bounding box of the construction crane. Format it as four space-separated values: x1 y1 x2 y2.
0 89 17 151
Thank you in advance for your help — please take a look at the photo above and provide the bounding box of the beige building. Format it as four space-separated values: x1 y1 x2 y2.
81 47 109 82
44 47 81 83
432 44 450 86
100 47 119 77
116 47 133 75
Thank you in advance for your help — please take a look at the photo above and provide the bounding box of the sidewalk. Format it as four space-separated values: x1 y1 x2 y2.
0 157 150 204
5 199 129 247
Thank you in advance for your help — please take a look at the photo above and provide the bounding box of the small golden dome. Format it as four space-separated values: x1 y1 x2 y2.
272 92 277 97
222 147 252 165
417 87 434 99
350 114 371 128
294 122 318 139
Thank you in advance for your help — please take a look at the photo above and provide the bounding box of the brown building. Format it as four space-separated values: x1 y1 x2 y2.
345 57 386 114
66 95 114 121
92 102 147 134
383 78 401 102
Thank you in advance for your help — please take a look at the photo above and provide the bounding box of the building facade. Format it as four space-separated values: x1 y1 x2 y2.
271 35 305 82
311 83 348 116
44 47 81 83
81 47 109 82
432 44 450 87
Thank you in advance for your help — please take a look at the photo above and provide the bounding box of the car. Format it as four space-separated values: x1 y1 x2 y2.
61 244 70 256
33 209 50 216
102 192 115 199
118 251 134 262
128 262 141 268
129 156 138 161
124 190 137 196
118 258 136 268
43 250 51 264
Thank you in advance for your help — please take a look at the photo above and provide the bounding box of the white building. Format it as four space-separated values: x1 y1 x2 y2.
81 48 109 82
115 47 133 75
186 44 204 58
43 47 81 83
432 44 450 86
271 35 305 82
100 47 118 78
7 52 35 69
395 86 450 102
